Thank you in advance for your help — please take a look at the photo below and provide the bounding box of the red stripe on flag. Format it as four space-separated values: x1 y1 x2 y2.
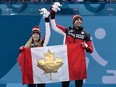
67 43 87 80
17 48 33 84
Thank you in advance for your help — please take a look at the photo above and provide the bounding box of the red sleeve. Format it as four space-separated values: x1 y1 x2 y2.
86 41 93 53
51 18 66 35
56 24 66 33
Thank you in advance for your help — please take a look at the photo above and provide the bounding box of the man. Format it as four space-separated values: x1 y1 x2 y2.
50 2 93 87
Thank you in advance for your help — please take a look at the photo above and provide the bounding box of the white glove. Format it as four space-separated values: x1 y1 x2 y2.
39 8 50 18
82 42 88 49
51 2 62 12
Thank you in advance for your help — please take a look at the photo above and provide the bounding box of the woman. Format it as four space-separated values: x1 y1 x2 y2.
20 8 50 87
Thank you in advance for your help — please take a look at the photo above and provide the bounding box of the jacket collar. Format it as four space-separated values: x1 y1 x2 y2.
73 26 83 31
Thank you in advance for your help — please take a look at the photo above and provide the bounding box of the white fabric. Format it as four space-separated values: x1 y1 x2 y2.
50 19 66 44
50 19 65 36
43 22 51 46
31 45 69 83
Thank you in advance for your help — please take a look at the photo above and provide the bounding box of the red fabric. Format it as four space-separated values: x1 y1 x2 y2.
67 43 87 80
56 24 66 32
17 48 33 84
17 44 87 84
86 41 93 53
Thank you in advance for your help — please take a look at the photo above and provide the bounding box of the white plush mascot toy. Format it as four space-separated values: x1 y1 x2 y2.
51 2 62 12
39 8 50 18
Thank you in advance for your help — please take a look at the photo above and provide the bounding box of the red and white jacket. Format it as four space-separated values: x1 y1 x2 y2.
50 17 93 53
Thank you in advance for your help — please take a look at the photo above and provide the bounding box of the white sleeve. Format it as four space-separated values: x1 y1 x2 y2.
50 19 66 36
43 22 51 46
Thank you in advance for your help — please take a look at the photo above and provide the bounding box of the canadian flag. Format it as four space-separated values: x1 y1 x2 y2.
17 43 86 84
